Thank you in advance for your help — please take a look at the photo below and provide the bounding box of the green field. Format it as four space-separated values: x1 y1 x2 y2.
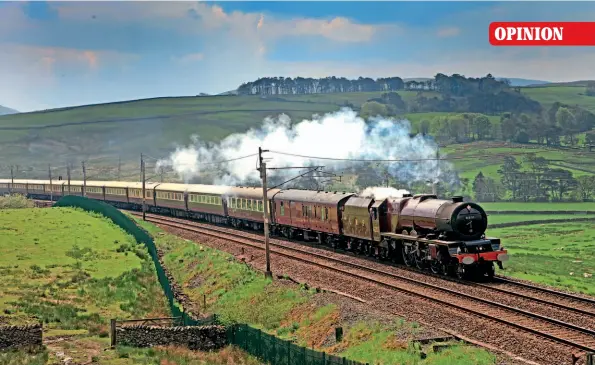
521 86 595 112
482 202 595 211
488 221 595 295
133 216 498 365
0 207 262 365
441 142 595 183
487 214 594 225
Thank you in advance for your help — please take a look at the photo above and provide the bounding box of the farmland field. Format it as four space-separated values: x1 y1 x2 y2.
487 222 595 295
482 202 595 212
487 214 594 225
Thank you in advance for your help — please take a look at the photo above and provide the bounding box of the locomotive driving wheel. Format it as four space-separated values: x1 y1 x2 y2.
402 242 415 267
456 264 468 280
429 253 444 275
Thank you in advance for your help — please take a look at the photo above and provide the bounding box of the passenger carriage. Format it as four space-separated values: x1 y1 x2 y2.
224 186 280 230
271 189 353 245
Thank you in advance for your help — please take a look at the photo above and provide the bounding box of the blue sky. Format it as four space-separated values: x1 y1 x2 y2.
1 1 594 112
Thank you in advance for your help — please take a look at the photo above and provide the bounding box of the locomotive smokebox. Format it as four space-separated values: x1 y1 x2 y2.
437 202 488 240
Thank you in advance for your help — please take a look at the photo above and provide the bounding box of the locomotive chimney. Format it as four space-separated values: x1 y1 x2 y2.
402 193 412 197
452 196 464 203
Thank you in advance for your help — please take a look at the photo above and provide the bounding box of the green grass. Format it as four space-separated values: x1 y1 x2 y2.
0 208 265 365
488 222 595 295
0 207 169 329
487 214 594 225
482 202 595 211
336 322 496 365
132 215 498 365
521 86 595 112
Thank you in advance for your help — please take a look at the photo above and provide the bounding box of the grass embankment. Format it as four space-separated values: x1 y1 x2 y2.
0 207 262 365
487 222 595 295
133 217 497 365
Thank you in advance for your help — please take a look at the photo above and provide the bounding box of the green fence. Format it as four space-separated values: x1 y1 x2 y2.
54 196 366 365
228 324 367 365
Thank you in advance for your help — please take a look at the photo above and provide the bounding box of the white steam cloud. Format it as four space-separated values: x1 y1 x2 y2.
360 187 411 200
156 108 458 189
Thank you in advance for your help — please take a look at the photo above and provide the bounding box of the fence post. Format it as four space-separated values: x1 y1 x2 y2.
258 329 262 358
287 340 291 365
110 319 116 348
322 351 326 365
343 356 346 365
303 345 306 364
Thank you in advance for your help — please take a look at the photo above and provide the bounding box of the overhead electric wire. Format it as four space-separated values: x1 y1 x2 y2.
268 150 536 163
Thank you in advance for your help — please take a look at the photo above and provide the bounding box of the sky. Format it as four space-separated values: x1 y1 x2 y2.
1 1 595 112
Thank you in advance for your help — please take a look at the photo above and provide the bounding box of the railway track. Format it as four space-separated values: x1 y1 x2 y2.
131 212 595 357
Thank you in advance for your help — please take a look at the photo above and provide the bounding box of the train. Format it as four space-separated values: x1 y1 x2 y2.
0 178 508 280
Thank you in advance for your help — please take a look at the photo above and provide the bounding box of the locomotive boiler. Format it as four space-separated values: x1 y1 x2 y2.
392 194 488 240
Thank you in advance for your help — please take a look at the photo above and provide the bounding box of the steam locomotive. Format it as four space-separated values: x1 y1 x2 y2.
0 179 508 280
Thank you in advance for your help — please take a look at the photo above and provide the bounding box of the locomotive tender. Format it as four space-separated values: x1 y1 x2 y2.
0 178 508 280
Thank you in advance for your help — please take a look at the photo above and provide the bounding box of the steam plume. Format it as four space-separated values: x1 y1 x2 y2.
156 108 458 188
360 187 411 200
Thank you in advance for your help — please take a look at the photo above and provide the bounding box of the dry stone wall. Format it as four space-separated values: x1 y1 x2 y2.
0 324 43 349
116 324 227 350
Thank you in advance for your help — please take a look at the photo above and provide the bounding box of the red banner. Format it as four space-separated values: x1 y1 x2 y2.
489 22 595 46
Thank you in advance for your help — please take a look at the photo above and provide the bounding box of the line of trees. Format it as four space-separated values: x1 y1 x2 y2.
468 154 595 202
237 74 512 96
427 104 595 146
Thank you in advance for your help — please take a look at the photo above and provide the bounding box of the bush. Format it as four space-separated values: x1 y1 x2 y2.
0 194 35 209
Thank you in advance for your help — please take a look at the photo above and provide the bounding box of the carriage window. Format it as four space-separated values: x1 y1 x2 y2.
241 199 246 209
258 201 263 212
325 207 329 220
247 200 252 210
280 202 285 216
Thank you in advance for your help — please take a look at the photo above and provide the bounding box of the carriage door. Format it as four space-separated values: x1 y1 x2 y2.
371 201 384 242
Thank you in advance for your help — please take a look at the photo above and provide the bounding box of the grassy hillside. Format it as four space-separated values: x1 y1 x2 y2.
0 206 265 365
0 85 594 187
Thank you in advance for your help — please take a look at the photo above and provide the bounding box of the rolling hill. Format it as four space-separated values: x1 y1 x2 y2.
0 80 593 194
0 105 18 116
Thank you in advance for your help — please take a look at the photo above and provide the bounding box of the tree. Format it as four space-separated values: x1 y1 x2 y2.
542 169 577 201
523 153 549 201
359 101 389 120
577 175 595 201
556 107 578 145
586 131 595 147
472 172 502 202
419 120 431 135
498 156 522 200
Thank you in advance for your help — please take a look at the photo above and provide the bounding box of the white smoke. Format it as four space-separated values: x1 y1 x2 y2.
360 187 411 200
156 108 458 187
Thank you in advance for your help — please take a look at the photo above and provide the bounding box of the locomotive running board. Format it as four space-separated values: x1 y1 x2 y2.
381 232 461 247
